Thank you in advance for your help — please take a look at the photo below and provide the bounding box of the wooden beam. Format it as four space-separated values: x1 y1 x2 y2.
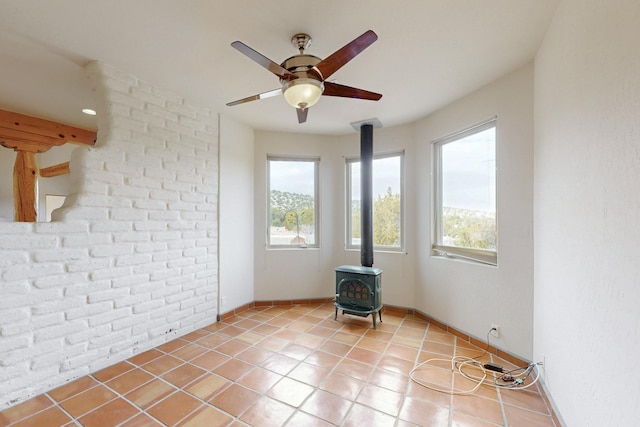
14 151 37 222
0 109 97 148
40 162 70 178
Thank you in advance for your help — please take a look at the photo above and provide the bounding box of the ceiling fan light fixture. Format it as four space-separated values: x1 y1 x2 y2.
283 78 324 109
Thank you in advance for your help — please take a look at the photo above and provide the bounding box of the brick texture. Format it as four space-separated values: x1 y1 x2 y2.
0 61 218 408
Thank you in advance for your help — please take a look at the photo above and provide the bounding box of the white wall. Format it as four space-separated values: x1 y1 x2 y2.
534 1 640 425
0 150 16 221
219 115 254 312
0 62 219 408
414 64 535 359
253 127 416 308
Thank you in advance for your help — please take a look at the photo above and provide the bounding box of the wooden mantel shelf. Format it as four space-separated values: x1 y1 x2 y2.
0 109 97 222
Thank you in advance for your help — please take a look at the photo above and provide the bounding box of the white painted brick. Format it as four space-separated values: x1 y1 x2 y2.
88 307 131 327
134 241 167 253
147 125 180 140
33 222 90 234
61 348 106 373
132 199 167 210
88 328 132 349
113 231 152 243
111 274 149 288
151 231 181 242
145 103 179 122
150 268 182 282
32 296 86 316
125 176 163 190
0 235 57 250
66 325 111 346
112 312 149 331
62 233 111 248
148 211 181 221
167 308 194 323
0 288 62 311
34 321 86 343
167 239 196 251
180 211 206 221
90 222 131 233
90 243 134 258
1 281 31 294
60 206 109 221
115 253 152 267
132 299 164 315
148 189 180 201
105 91 145 111
129 280 163 296
110 208 147 222
164 290 194 305
65 258 111 274
87 287 130 304
65 301 112 321
162 180 193 192
131 108 165 127
89 266 133 281
148 322 181 339
167 201 196 212
32 248 89 263
113 293 150 309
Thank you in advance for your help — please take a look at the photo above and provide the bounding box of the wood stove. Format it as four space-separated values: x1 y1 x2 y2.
334 121 383 329
334 265 383 329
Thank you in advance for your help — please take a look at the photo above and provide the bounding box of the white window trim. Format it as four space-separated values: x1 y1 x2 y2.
267 155 320 249
432 118 497 266
346 150 405 252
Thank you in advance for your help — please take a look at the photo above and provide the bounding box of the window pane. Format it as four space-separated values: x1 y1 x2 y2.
348 153 403 249
438 125 496 252
268 158 318 247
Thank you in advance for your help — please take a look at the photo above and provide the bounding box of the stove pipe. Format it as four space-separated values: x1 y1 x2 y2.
360 123 374 267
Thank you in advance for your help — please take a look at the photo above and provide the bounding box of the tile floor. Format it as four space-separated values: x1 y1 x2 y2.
0 304 560 426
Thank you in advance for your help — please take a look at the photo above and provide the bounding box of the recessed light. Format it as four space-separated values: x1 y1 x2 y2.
82 108 97 116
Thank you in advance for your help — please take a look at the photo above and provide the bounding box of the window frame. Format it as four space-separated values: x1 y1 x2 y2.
267 155 320 249
432 118 497 265
346 150 405 252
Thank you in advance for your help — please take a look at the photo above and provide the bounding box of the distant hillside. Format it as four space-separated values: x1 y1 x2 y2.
270 190 314 212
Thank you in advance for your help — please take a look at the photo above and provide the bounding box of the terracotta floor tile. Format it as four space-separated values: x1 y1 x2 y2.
235 330 266 345
106 368 154 394
280 343 313 361
125 379 176 409
190 350 231 370
335 358 374 381
267 377 314 407
238 367 282 394
503 404 556 427
176 405 233 427
78 398 139 427
147 391 201 426
119 413 163 426
209 384 260 417
92 361 134 382
377 354 415 375
240 396 296 427
256 336 290 352
0 303 559 427
171 343 208 361
304 350 342 368
301 389 352 425
342 403 396 427
398 396 450 426
59 385 117 418
214 339 250 357
284 410 334 427
236 346 273 365
368 367 409 393
346 346 381 365
287 362 331 387
261 353 300 375
184 373 230 400
0 394 52 425
128 349 163 366
10 406 70 427
319 372 364 401
181 329 210 342
453 394 504 425
318 339 352 357
156 338 188 353
451 411 502 427
195 334 228 349
161 363 207 388
213 358 253 381
141 354 183 375
356 383 404 416
48 376 99 402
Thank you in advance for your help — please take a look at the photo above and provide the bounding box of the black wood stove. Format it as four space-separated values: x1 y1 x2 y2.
334 121 383 329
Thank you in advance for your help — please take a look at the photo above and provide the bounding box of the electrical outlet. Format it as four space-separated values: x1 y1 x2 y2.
490 324 500 338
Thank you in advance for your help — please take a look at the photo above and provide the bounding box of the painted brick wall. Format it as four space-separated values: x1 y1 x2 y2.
0 61 219 408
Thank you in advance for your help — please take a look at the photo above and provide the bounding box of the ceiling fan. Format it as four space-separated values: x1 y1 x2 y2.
226 30 382 124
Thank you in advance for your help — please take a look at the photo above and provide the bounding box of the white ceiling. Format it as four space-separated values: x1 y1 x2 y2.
0 0 559 136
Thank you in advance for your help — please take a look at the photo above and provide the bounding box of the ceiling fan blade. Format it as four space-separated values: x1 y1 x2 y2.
226 88 282 106
322 81 382 100
231 41 298 80
296 107 308 123
315 30 378 80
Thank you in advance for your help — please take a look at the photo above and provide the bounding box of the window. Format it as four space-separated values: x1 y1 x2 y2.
267 156 319 248
347 151 404 250
433 119 497 265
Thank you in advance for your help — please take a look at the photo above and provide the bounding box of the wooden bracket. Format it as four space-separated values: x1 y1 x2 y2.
0 109 97 222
